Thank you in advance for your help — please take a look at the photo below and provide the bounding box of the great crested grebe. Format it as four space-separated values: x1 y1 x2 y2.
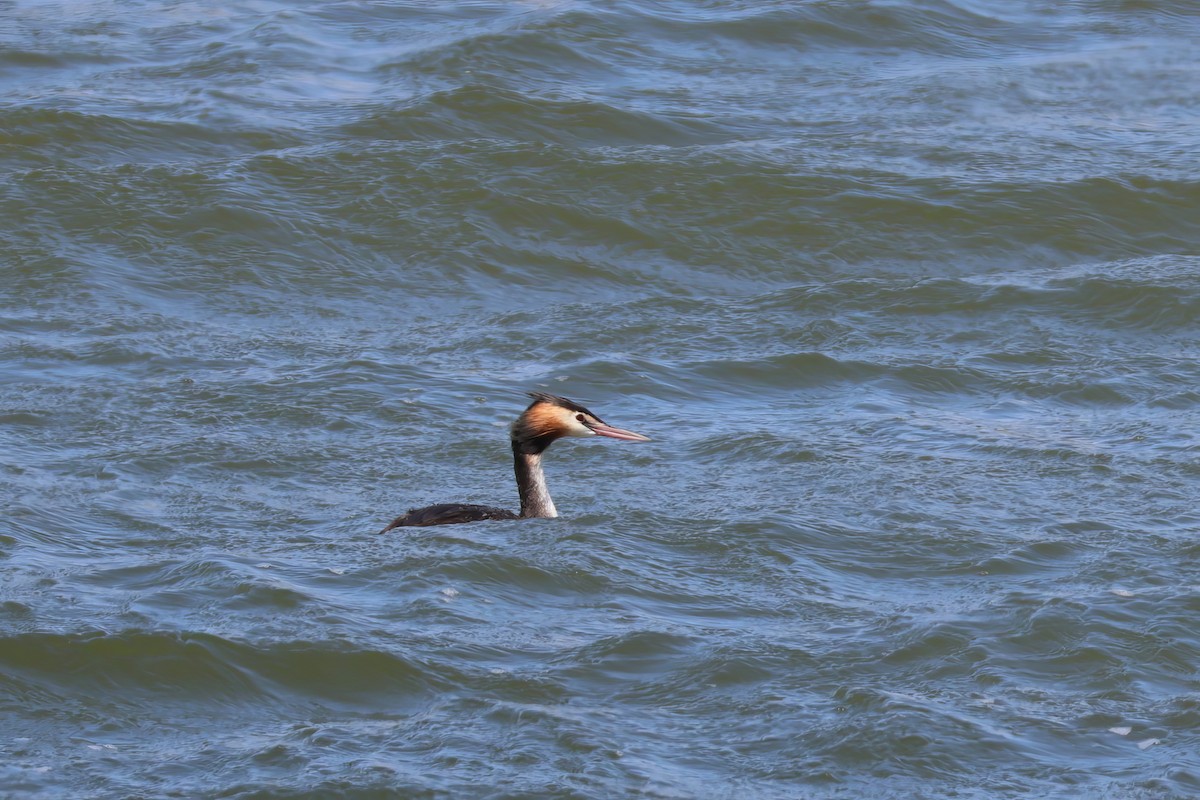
378 392 651 531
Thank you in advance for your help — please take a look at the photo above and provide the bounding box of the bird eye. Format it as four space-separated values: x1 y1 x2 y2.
576 414 586 422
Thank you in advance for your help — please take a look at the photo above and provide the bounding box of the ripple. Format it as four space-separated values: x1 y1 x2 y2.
5 0 1200 797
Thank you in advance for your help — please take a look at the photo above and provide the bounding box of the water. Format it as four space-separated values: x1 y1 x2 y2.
2 1 1199 797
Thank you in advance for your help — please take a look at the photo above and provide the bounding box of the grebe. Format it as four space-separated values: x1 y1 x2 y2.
378 392 651 531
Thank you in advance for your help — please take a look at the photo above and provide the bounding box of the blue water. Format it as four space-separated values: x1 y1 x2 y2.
2 1 1199 797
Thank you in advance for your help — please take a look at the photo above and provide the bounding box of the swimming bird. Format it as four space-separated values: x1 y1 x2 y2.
378 392 651 531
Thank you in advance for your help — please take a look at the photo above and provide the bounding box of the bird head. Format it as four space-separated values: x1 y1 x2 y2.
511 392 651 454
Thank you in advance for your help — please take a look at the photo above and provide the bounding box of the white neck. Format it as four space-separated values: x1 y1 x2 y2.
514 450 558 519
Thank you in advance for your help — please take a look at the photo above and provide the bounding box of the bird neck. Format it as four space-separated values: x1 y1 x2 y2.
512 441 558 519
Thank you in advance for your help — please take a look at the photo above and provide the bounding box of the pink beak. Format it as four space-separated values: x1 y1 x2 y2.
585 421 652 442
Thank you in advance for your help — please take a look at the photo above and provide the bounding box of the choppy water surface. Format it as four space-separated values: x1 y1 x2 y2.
3 1 1200 797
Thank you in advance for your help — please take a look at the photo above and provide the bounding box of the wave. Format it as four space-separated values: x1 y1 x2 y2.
757 259 1200 331
341 83 735 148
0 629 448 708
0 107 299 170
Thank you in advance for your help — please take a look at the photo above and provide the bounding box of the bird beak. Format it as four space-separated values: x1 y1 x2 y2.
585 421 652 442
